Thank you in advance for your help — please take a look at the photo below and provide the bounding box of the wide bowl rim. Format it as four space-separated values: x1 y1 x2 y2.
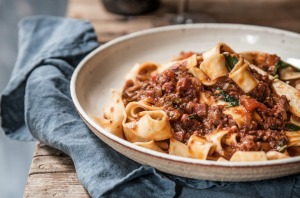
70 23 300 169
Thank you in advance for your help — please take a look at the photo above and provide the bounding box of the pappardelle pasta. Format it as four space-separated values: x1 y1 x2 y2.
95 43 300 162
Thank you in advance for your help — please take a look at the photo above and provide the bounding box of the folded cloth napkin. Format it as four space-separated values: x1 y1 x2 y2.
1 16 300 198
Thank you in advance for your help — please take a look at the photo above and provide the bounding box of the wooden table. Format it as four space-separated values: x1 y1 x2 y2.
24 0 300 197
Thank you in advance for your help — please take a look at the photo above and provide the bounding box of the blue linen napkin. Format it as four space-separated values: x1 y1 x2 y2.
1 16 300 198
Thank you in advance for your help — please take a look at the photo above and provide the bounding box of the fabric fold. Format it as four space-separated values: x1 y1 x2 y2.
1 16 98 141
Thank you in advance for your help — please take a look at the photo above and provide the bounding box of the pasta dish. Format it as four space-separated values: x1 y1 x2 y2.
95 43 300 162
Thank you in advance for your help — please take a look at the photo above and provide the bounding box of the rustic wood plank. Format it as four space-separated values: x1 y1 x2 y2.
33 142 68 157
66 0 300 43
24 173 89 198
30 143 74 175
92 17 153 33
25 143 90 197
29 156 75 174
92 17 155 42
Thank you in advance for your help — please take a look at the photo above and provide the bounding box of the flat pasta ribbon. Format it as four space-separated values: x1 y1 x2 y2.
123 101 171 142
94 90 125 139
223 106 249 128
230 151 267 162
229 58 259 93
169 135 215 160
185 54 218 86
200 54 228 81
202 42 235 59
134 140 165 153
286 131 300 147
125 62 160 84
205 130 230 156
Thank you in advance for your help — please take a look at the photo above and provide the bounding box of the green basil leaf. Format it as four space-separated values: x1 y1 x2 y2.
217 87 239 107
275 59 300 74
224 54 238 70
188 114 201 121
285 124 300 131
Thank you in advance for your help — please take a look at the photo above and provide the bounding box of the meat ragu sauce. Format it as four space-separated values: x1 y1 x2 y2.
122 52 290 159
250 53 280 76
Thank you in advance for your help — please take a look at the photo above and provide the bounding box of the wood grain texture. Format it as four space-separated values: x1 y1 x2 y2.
24 143 90 198
66 0 300 42
24 173 89 198
29 156 75 174
24 0 300 197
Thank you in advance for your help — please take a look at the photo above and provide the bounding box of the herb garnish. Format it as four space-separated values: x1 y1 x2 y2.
285 124 300 131
275 59 300 74
188 114 201 121
217 87 239 107
270 74 279 81
224 54 238 70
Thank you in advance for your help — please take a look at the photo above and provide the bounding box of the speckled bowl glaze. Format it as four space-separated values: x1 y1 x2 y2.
71 24 300 181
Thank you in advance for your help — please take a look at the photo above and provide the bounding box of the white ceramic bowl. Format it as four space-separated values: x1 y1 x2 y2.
71 24 300 181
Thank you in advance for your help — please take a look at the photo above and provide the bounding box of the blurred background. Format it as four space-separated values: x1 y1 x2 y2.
0 0 66 197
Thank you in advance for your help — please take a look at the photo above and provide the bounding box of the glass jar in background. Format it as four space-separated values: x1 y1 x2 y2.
102 0 160 16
